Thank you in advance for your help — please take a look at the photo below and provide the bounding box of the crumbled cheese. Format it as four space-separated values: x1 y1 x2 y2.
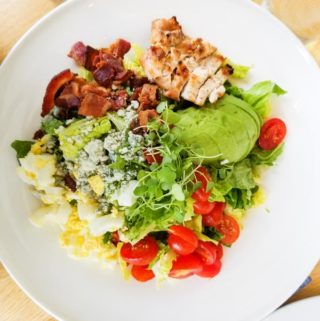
110 180 139 207
84 139 108 163
128 131 143 147
117 109 126 117
131 100 139 109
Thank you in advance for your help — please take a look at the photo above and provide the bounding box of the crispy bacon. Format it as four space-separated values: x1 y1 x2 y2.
108 89 128 110
60 80 83 97
55 94 80 109
54 80 83 109
68 41 87 66
138 84 159 110
114 70 133 83
129 76 149 89
108 39 131 58
138 109 158 128
85 46 100 71
81 83 110 97
131 87 143 101
93 63 115 87
99 53 123 72
41 69 75 116
78 92 111 117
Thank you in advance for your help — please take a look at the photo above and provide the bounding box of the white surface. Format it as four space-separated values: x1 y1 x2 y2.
0 1 320 321
264 296 320 321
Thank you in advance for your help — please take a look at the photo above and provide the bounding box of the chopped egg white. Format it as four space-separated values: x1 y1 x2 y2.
89 214 124 236
40 186 65 204
30 201 72 228
77 200 98 221
17 152 56 190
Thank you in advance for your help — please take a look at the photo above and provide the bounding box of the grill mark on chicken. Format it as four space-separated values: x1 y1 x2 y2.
142 17 231 106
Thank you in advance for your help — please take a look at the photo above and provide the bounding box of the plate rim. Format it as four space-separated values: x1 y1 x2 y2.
265 295 320 320
1 1 320 321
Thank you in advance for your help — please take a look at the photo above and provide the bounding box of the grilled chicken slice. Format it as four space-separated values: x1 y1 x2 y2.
141 17 232 106
150 16 184 47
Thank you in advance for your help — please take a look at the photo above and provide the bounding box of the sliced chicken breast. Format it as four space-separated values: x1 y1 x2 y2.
141 17 232 106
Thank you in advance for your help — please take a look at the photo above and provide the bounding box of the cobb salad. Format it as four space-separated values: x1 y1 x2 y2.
11 17 287 283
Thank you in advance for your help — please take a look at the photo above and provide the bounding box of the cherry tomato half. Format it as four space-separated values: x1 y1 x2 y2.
144 150 163 164
195 241 217 265
193 200 216 215
258 118 287 150
216 215 240 246
216 243 224 260
168 225 198 255
131 265 155 282
169 254 203 279
120 236 159 266
194 166 211 189
192 187 210 202
196 260 222 278
202 202 226 227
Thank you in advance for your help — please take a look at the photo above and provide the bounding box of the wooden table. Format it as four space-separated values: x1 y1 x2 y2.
0 1 319 320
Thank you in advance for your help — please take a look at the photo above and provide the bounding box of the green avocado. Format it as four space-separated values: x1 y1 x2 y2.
164 95 261 164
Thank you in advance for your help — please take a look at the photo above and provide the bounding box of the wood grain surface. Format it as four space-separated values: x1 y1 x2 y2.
0 1 319 320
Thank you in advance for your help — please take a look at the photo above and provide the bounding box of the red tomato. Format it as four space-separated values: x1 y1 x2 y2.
192 187 210 202
195 241 217 265
194 166 211 189
216 215 240 245
202 202 226 227
216 243 223 260
144 150 163 164
120 236 159 266
196 260 222 278
169 254 203 279
258 118 287 150
131 265 155 282
168 225 198 255
193 200 216 215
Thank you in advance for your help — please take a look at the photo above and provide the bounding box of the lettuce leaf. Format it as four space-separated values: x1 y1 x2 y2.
249 143 284 166
152 247 176 285
123 43 145 76
11 140 33 159
78 66 94 82
226 81 286 119
209 159 258 209
58 117 111 160
225 59 251 79
41 116 63 135
242 81 286 119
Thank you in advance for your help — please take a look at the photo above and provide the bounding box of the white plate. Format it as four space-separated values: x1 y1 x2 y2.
0 1 320 321
264 296 320 321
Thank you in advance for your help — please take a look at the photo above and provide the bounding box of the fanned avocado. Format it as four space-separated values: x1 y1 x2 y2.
164 95 261 164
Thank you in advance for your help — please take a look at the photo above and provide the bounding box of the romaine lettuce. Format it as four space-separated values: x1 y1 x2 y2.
58 117 111 160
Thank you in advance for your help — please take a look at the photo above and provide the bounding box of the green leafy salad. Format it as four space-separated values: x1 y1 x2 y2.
11 17 287 283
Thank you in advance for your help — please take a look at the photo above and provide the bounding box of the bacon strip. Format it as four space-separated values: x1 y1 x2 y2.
138 109 158 127
85 46 100 71
138 84 159 110
68 41 87 66
107 89 128 110
78 92 111 117
108 39 131 58
41 69 74 116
